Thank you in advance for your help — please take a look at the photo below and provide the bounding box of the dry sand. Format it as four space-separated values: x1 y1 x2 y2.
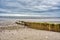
0 19 60 40
0 28 60 40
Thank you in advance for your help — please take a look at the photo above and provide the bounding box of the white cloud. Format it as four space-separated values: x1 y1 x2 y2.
0 13 43 17
1 0 60 11
0 0 60 17
25 0 60 11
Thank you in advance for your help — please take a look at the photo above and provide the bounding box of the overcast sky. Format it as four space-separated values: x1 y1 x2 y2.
0 0 60 17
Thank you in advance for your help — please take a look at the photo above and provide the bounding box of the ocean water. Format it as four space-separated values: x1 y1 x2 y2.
0 16 60 22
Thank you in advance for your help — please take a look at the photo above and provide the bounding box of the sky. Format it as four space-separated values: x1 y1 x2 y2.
0 0 60 17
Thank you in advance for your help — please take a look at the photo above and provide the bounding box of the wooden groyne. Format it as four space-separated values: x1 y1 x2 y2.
15 21 60 32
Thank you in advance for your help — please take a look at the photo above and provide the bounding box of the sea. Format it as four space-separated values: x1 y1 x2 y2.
0 13 60 23
0 16 60 22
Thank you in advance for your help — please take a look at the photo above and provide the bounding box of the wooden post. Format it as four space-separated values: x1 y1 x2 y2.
49 24 51 31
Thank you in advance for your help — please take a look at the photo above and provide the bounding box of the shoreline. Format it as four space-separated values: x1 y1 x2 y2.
0 19 60 40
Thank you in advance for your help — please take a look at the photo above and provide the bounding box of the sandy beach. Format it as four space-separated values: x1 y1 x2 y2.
0 19 60 40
